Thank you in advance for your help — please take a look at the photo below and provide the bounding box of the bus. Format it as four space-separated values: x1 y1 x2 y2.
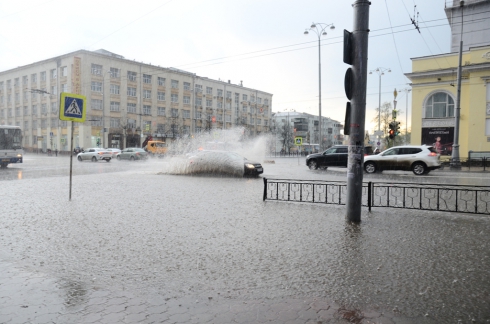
0 125 23 168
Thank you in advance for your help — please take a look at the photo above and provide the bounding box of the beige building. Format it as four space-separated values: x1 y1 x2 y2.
0 49 272 152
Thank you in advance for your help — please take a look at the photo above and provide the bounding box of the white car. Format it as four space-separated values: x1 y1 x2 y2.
77 148 112 162
106 148 122 158
364 145 441 175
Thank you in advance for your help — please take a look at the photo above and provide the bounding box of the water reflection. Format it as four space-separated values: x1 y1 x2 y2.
60 279 88 308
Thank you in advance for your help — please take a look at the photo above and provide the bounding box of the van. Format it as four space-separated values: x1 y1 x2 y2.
144 141 168 157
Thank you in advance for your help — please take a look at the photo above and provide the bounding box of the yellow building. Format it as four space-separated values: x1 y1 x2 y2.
406 45 490 157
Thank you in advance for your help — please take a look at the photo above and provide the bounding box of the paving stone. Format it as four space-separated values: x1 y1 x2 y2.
99 311 127 323
123 312 148 323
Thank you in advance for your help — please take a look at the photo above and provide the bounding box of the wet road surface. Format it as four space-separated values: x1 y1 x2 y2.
0 154 489 323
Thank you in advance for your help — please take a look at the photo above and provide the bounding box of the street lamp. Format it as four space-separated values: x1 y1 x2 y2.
369 67 391 149
304 21 335 151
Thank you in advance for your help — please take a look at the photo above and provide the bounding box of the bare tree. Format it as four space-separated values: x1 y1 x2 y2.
371 101 405 148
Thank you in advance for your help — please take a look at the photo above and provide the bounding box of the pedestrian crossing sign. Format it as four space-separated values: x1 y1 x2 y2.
60 92 86 122
295 137 302 145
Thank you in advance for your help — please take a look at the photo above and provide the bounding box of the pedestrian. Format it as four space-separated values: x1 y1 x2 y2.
55 149 58 157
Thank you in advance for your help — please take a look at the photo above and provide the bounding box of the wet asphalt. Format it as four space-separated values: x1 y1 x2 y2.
0 154 489 323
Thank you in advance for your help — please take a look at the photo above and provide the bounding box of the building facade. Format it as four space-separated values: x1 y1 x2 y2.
406 0 490 156
270 111 343 152
0 49 273 152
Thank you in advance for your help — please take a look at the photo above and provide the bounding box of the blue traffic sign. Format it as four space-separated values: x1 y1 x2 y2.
60 92 86 122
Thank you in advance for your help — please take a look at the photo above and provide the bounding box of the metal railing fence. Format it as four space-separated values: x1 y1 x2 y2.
263 178 490 215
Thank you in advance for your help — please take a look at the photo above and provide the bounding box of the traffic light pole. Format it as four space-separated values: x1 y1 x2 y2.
346 0 370 223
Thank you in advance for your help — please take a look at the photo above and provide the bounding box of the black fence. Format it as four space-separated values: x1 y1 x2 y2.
263 178 490 215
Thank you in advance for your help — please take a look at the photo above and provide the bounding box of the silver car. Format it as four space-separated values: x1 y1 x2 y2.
77 148 112 162
364 145 441 175
116 148 148 161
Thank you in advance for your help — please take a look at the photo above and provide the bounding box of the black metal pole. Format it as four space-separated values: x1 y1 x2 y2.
346 0 370 222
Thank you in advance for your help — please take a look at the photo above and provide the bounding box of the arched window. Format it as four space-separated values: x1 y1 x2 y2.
425 92 454 118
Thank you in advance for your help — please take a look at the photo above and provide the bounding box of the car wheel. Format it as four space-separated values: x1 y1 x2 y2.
77 156 82 162
412 162 426 175
308 160 318 170
130 156 135 161
105 158 111 162
92 156 97 162
364 161 377 173
117 156 121 160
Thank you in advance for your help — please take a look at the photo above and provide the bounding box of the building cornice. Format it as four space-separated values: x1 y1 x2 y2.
405 62 490 81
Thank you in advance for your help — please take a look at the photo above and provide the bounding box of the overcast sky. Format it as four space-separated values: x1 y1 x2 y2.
0 0 452 132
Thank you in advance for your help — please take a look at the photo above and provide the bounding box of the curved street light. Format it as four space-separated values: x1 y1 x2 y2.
304 22 335 151
369 67 391 149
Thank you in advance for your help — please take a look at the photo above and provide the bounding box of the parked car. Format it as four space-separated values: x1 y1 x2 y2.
187 151 263 176
364 145 441 175
106 148 122 158
77 148 112 162
116 148 149 161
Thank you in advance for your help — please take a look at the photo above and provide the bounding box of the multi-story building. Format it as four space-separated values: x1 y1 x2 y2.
406 0 490 156
0 49 273 152
270 111 343 152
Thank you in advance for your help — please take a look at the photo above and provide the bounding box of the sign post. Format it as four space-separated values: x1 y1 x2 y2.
60 92 86 201
295 137 302 165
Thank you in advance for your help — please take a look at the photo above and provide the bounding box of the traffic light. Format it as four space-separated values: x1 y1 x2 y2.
395 121 401 136
388 122 395 139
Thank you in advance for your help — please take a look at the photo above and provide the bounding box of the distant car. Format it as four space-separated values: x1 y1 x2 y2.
187 151 263 176
306 145 376 170
77 148 112 162
364 145 441 175
106 148 122 158
116 148 149 161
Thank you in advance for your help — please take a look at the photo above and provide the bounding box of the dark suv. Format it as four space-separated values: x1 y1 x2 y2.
305 145 375 170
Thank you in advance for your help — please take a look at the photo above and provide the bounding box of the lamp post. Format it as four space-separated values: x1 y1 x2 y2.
101 70 112 148
451 0 464 170
304 22 335 151
369 67 390 149
399 88 411 144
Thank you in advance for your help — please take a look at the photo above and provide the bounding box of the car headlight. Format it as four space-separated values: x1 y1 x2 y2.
17 154 22 158
245 163 255 169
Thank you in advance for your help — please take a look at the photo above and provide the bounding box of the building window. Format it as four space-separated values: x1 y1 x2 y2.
32 104 38 115
24 121 29 130
250 95 255 103
195 84 202 92
226 91 231 99
110 84 120 95
257 118 261 125
264 98 269 105
206 99 212 107
158 77 165 86
184 82 191 91
143 74 152 84
157 91 165 101
157 124 165 133
171 80 179 89
127 87 136 97
41 103 47 114
61 66 68 77
51 102 57 113
110 67 120 78
183 125 190 134
195 127 202 133
183 96 190 104
183 110 190 119
243 94 248 101
41 119 47 128
22 76 28 85
226 103 231 110
91 82 102 93
31 73 37 83
91 99 103 110
40 72 46 82
235 93 239 104
195 111 202 119
15 93 19 102
171 108 178 117
32 120 37 129
91 64 102 75
250 117 254 124
225 115 231 122
157 107 166 116
127 103 137 113
217 102 222 109
143 105 151 115
127 71 137 82
14 78 19 87
24 106 28 115
424 92 455 118
110 118 120 128
110 101 120 112
60 83 68 93
171 94 178 103
217 114 223 122
217 89 223 97
6 80 11 89
195 97 202 106
242 104 247 112
143 89 151 99
51 86 57 95
206 87 213 95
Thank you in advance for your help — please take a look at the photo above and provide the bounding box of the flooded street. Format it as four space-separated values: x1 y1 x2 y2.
1 154 489 323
